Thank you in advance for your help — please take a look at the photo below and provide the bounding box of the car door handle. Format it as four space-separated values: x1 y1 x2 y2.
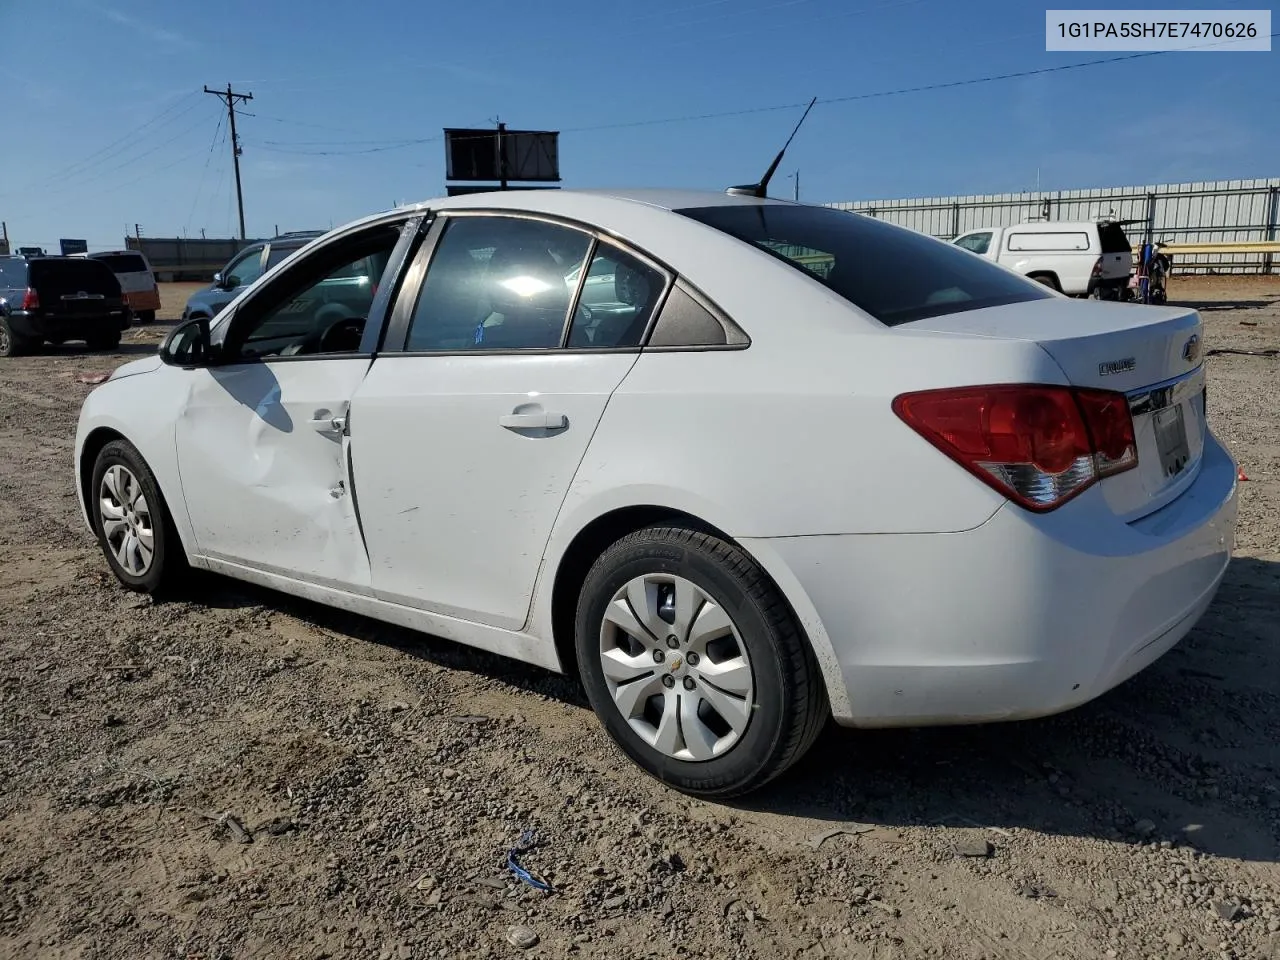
498 411 567 430
310 414 347 433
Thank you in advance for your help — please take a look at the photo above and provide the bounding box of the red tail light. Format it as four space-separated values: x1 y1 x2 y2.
121 292 131 306
1091 256 1104 277
20 287 39 310
893 384 1138 511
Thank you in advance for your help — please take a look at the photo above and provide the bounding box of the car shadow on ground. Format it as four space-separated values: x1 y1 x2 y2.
1170 298 1279 312
39 342 160 357
187 554 1280 863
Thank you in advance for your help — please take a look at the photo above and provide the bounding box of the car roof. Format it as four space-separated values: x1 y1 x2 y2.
1009 220 1115 230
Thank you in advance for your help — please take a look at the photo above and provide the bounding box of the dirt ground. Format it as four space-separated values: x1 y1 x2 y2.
1 277 1278 960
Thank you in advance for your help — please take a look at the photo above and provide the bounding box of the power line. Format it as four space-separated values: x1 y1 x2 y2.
186 112 226 234
240 37 1274 161
0 93 203 198
53 104 220 193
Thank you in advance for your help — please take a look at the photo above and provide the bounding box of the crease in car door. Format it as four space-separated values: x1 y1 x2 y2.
176 356 376 593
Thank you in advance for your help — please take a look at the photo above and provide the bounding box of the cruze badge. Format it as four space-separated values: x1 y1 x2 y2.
1098 357 1136 376
1182 334 1202 363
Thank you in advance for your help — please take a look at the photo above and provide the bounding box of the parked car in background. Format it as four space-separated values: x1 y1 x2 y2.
0 254 130 356
182 230 324 323
76 190 1235 797
951 219 1133 299
88 251 160 323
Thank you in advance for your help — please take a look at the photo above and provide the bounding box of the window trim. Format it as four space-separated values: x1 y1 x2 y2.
384 208 750 357
208 211 420 367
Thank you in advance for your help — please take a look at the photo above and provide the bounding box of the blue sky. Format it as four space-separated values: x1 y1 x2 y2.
0 0 1274 250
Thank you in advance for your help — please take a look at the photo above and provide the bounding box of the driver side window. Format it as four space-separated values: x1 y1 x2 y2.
226 248 266 289
955 232 992 255
222 223 402 361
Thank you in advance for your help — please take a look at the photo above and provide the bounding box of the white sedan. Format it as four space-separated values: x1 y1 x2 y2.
74 189 1238 797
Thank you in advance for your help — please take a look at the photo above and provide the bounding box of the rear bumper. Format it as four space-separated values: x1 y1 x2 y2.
746 431 1238 727
127 290 161 312
9 310 130 340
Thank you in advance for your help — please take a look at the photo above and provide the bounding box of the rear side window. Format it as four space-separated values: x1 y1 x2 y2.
0 260 16 286
1098 222 1132 254
1005 231 1091 252
565 243 666 348
29 259 121 296
92 253 148 273
677 204 1051 327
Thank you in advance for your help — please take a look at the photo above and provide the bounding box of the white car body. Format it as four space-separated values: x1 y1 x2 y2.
74 189 1236 733
952 220 1133 297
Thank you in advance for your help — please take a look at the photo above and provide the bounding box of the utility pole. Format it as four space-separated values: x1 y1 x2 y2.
204 83 254 239
496 119 509 190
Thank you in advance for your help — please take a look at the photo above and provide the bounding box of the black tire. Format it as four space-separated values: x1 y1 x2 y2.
138 310 156 324
87 330 122 351
90 439 188 594
1030 274 1059 291
0 318 29 357
575 525 828 798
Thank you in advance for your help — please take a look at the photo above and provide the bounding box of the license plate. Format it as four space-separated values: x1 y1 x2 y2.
1154 404 1191 479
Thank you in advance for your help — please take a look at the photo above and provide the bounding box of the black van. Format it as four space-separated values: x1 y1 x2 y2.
0 255 131 356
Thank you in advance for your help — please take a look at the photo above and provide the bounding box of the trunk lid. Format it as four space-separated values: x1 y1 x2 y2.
905 298 1207 520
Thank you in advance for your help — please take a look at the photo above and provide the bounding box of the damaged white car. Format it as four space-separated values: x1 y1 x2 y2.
75 189 1238 796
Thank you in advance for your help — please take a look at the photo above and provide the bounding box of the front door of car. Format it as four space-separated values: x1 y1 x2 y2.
350 214 671 630
174 217 412 592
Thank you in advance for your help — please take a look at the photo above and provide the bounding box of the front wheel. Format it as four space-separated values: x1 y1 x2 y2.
575 526 828 798
91 440 187 594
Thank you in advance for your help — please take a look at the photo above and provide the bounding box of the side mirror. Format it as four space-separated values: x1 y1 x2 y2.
160 316 214 368
212 271 225 289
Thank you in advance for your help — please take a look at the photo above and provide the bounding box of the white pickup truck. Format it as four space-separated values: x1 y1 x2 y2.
951 220 1133 299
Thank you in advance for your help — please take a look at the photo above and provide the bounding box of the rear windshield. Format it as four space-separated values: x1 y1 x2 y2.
30 259 122 295
92 253 149 273
1098 222 1132 254
676 204 1052 326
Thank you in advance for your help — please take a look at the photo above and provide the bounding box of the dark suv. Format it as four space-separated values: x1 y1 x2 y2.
0 255 131 357
182 231 325 322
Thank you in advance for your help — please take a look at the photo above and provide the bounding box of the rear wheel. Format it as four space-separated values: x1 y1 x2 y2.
138 310 156 324
1030 274 1059 291
87 330 121 351
90 440 187 594
0 318 29 357
575 525 828 798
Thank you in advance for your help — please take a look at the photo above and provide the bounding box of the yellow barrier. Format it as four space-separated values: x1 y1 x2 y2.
1149 241 1280 256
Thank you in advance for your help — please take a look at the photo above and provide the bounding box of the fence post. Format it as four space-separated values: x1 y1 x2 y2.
1145 192 1157 246
951 201 960 239
1264 185 1278 276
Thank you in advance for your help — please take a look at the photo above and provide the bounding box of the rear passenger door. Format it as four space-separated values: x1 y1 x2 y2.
350 213 670 631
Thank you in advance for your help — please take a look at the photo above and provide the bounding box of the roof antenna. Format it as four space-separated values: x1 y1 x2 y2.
727 97 818 199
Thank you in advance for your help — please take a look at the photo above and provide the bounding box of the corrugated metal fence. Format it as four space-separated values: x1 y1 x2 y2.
125 236 264 282
829 177 1280 274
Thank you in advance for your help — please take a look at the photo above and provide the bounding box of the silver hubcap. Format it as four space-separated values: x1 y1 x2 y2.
599 574 755 761
99 465 154 577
